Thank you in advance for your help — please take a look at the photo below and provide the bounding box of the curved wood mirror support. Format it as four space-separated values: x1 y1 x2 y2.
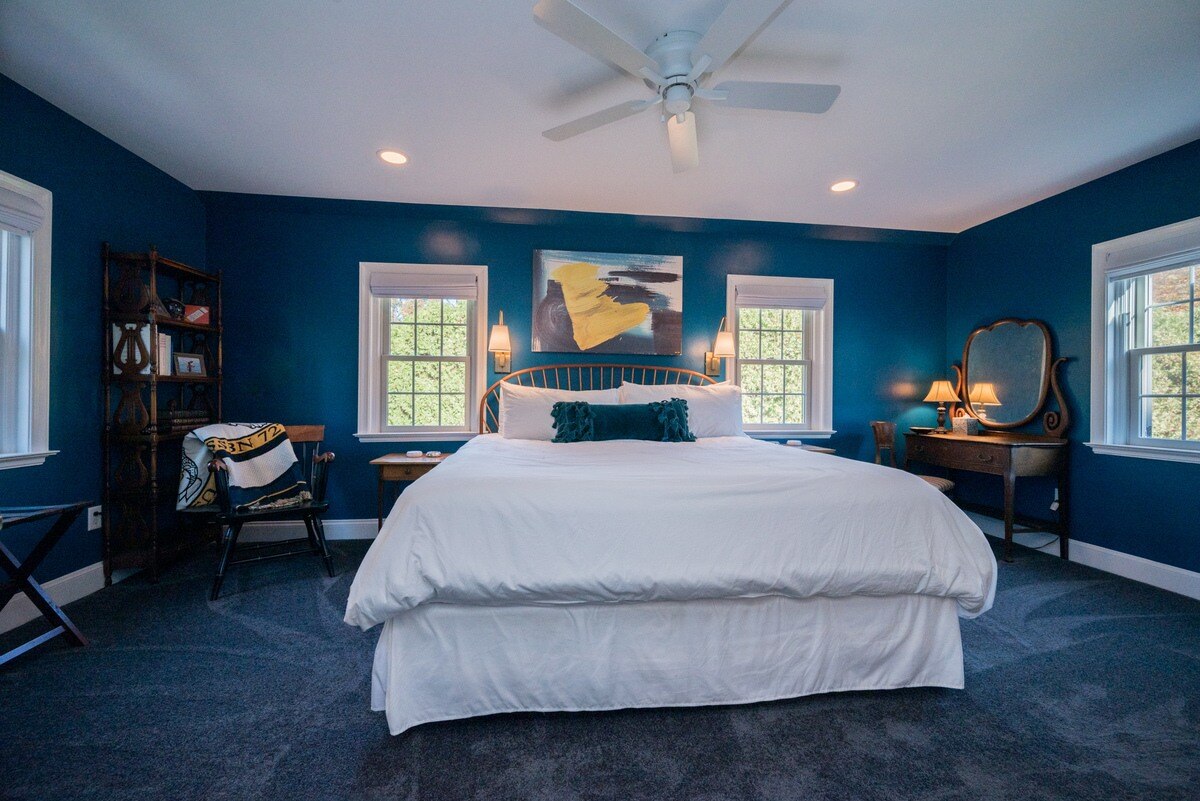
952 318 1070 437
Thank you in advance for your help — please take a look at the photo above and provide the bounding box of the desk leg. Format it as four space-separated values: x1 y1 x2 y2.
377 473 384 531
1002 467 1016 563
1058 466 1070 561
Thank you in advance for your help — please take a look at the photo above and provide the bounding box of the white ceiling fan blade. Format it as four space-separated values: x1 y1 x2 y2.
666 112 699 173
711 81 840 113
693 0 795 75
543 98 655 141
534 0 658 79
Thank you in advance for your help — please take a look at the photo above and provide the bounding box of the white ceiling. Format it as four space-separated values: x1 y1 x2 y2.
2 0 1199 233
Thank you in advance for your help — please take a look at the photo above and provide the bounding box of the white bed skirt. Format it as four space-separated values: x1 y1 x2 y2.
371 594 964 735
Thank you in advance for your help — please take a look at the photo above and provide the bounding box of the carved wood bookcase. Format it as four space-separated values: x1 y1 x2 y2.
101 244 223 583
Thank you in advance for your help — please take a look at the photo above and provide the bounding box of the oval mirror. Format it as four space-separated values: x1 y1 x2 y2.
962 319 1051 428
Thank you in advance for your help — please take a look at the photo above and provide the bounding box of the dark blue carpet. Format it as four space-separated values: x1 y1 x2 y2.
2 538 1198 800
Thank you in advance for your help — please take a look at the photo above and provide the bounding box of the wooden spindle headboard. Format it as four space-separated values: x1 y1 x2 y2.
478 364 715 433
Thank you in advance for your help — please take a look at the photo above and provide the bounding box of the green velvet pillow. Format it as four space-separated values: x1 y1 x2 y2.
552 399 696 443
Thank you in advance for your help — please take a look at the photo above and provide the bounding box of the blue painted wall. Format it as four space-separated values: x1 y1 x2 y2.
0 75 207 580
203 192 951 523
946 138 1200 572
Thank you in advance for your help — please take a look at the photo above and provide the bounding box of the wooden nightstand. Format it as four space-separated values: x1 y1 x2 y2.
371 453 448 530
783 441 836 454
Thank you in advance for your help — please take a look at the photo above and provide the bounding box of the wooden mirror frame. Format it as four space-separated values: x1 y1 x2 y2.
951 317 1070 437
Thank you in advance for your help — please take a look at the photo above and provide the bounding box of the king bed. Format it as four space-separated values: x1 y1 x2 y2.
345 365 997 735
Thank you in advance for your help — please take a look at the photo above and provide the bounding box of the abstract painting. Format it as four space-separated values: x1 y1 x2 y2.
532 250 683 355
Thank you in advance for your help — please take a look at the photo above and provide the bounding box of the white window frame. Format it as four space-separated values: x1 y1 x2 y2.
727 274 834 439
0 169 54 470
356 262 487 442
1089 214 1200 464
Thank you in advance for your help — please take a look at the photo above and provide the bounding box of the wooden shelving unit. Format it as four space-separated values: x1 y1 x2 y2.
102 244 223 583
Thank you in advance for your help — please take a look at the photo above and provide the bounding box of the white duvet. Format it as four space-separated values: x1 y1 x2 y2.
346 435 996 630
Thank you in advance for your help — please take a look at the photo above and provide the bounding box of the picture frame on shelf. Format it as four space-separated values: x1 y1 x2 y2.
174 352 206 377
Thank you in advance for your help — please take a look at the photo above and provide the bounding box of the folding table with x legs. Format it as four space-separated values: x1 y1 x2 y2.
0 502 90 666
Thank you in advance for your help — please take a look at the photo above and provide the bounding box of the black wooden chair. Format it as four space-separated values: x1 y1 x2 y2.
870 420 955 495
209 425 335 600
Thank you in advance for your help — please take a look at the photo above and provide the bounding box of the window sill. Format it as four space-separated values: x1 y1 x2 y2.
1086 442 1200 465
355 431 477 443
746 429 835 440
0 450 59 470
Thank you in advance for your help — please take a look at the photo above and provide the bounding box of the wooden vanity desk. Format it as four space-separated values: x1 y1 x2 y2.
905 430 1068 562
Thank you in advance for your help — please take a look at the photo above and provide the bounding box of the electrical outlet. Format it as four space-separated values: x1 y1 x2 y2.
87 505 103 531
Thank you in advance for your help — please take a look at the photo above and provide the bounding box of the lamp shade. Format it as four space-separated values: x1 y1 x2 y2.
923 380 960 403
969 382 1002 406
488 324 511 353
712 329 735 358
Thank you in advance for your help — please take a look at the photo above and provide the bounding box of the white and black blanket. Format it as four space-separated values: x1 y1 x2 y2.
177 422 311 512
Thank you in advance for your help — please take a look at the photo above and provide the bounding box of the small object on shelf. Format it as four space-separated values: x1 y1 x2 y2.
111 323 153 375
183 304 211 325
909 426 934 434
405 450 423 458
425 450 442 458
157 332 172 376
163 297 185 319
952 416 980 436
173 352 206 377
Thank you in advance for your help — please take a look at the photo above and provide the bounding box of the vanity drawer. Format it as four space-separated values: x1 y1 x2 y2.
906 435 1010 475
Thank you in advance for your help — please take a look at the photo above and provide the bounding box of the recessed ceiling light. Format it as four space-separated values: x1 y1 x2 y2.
830 180 857 192
378 149 408 165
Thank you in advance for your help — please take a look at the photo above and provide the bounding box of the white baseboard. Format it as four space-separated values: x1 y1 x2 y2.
0 560 106 635
966 511 1200 601
1068 540 1200 600
239 518 378 543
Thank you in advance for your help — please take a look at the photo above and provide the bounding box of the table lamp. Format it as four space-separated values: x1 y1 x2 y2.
923 380 960 434
968 382 1002 421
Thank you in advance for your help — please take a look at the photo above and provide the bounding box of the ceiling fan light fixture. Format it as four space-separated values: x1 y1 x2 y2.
378 149 409 166
666 111 699 173
830 179 857 192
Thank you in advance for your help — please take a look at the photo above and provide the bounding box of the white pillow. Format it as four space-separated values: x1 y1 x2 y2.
498 383 620 440
618 381 743 438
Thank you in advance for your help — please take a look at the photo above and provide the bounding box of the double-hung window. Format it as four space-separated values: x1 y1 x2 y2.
1091 215 1200 463
0 170 53 469
356 263 488 441
727 275 834 438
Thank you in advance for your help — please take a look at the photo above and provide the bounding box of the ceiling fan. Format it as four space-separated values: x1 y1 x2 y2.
534 0 841 173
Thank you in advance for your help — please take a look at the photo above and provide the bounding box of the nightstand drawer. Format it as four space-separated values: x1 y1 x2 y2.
379 463 436 481
906 435 1009 474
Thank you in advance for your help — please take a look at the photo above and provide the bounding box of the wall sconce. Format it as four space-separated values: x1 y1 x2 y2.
923 380 961 434
488 310 512 374
705 317 736 377
968 382 1002 421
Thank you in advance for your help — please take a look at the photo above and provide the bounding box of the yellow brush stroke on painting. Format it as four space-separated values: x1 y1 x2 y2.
551 262 650 350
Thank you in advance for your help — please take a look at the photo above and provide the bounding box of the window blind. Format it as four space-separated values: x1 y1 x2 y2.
368 272 478 300
0 185 46 234
734 283 828 310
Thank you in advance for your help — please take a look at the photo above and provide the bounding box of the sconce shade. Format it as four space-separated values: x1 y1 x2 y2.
488 324 511 353
712 330 735 358
923 380 960 403
969 382 1002 406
